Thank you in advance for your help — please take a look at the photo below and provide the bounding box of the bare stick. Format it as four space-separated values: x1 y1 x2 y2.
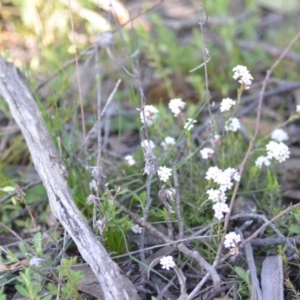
0 179 42 205
0 58 140 300
244 241 263 300
117 201 221 287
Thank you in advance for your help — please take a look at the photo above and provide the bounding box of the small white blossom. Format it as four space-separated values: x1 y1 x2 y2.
160 255 176 270
232 65 253 90
217 171 234 191
266 141 290 163
218 169 237 191
224 232 241 249
161 136 176 150
206 189 227 203
184 118 197 131
255 156 271 168
124 155 136 166
141 140 155 151
212 202 229 220
200 147 214 159
157 166 172 182
29 257 45 267
139 105 158 126
220 98 236 113
168 98 186 117
271 129 289 142
206 167 239 191
224 168 240 182
296 105 300 114
131 224 143 234
224 118 241 132
205 166 222 182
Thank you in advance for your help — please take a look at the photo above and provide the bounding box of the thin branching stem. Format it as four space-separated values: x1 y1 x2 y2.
212 28 300 270
67 0 86 138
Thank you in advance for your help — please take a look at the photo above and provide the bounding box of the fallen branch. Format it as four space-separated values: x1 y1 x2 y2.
0 57 140 300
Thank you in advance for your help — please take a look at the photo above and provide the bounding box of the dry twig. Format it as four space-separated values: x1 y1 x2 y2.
0 57 140 300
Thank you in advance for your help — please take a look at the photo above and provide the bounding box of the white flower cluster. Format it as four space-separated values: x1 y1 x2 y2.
161 136 176 151
224 232 241 249
131 224 143 234
141 140 155 151
29 256 45 267
169 98 186 117
271 128 289 142
140 105 158 126
297 105 300 114
160 255 176 270
157 166 172 182
255 156 271 168
266 141 290 163
224 117 240 132
255 128 290 168
205 166 240 220
232 65 253 90
124 155 136 166
200 147 214 159
220 98 236 113
184 118 197 131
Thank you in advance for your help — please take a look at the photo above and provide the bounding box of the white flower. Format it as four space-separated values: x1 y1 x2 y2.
224 232 241 248
29 256 45 267
271 129 289 142
224 168 240 182
206 189 227 203
184 118 197 131
217 168 239 192
141 140 155 151
161 136 176 150
232 65 253 90
200 147 214 159
131 224 143 234
205 166 222 182
169 98 186 117
220 98 236 113
266 141 290 163
124 155 136 166
224 118 241 132
160 255 176 270
255 156 271 168
157 166 172 182
206 167 239 191
296 105 300 114
212 202 229 220
139 105 158 126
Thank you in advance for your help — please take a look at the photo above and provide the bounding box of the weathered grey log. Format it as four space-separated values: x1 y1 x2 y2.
244 242 263 300
261 255 284 300
0 57 140 300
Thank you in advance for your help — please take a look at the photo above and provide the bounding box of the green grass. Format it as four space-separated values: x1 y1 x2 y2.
1 1 300 298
